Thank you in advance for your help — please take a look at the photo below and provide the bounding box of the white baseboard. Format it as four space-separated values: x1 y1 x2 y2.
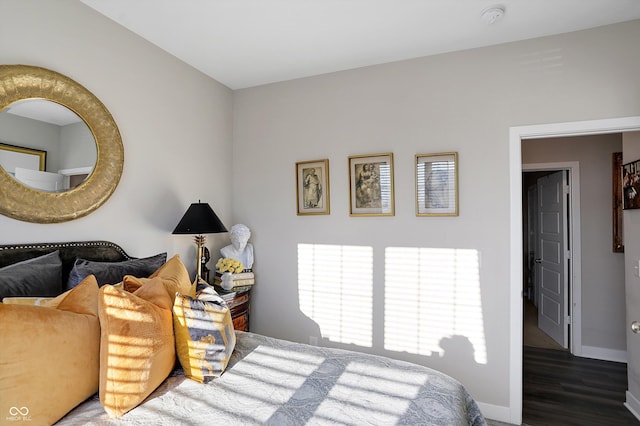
625 391 640 422
580 345 627 363
477 402 514 424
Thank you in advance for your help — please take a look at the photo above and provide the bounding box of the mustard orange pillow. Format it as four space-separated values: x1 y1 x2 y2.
1 297 55 306
0 276 100 425
123 254 192 303
98 277 175 418
2 282 124 308
173 283 236 383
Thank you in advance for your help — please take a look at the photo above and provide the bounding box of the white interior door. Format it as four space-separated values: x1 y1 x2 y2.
527 184 539 306
536 171 568 348
626 273 640 415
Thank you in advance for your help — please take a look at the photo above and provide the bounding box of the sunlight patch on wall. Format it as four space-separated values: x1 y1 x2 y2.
298 244 373 347
384 247 487 364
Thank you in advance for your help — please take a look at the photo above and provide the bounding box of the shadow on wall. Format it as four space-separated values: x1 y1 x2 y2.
254 283 322 345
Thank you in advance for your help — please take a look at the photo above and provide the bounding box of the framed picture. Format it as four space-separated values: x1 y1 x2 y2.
612 152 624 251
296 159 330 215
0 142 46 175
416 152 458 216
348 152 394 216
623 158 640 210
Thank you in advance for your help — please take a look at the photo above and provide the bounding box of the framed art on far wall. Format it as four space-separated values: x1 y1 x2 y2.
416 152 458 216
296 159 330 215
0 142 46 175
348 152 394 216
623 158 640 210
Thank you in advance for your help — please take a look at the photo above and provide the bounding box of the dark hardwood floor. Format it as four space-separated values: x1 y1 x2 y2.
524 346 639 425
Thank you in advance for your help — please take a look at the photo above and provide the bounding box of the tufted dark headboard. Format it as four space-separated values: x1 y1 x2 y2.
0 241 133 285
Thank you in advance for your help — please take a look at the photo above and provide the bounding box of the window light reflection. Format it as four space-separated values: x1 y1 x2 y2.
298 244 373 347
384 247 487 364
312 359 430 423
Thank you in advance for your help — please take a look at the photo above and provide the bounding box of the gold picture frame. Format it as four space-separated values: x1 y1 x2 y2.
416 152 458 217
296 159 330 215
348 152 394 216
0 143 47 173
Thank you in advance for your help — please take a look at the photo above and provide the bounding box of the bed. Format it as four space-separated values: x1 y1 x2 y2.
0 241 486 426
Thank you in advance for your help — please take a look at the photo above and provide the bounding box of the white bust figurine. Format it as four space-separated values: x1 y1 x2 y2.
220 224 254 270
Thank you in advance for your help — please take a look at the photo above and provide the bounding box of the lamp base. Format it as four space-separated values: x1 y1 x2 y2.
194 235 206 279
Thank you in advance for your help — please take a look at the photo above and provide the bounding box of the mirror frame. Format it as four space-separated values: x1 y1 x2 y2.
0 65 123 223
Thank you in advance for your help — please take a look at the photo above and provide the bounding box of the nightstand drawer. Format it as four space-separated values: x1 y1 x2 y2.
216 286 251 332
229 296 249 319
226 292 249 310
232 314 248 332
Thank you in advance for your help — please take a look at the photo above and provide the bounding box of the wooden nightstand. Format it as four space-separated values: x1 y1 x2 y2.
215 285 251 331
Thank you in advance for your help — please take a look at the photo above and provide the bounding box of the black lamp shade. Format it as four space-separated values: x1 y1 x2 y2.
172 202 227 235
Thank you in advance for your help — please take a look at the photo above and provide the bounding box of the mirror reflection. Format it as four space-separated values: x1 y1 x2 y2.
0 99 96 192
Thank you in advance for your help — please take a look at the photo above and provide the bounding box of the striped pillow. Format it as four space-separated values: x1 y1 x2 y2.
173 282 236 383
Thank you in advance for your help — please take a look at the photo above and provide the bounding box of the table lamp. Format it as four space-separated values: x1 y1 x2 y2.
172 201 227 279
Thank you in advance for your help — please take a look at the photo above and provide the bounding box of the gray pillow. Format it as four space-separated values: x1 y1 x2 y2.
0 251 63 299
66 253 167 290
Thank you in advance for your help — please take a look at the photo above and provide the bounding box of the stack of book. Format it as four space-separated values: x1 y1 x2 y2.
213 271 255 290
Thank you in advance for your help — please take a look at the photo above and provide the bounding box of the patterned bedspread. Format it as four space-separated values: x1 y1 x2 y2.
58 331 486 425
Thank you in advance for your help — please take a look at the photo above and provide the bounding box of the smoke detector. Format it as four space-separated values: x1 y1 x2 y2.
481 6 505 24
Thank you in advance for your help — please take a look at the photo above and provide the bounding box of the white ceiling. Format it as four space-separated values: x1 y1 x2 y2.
82 0 640 90
5 99 82 126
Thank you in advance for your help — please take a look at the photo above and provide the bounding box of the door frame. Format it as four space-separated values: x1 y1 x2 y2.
523 163 581 353
508 116 640 425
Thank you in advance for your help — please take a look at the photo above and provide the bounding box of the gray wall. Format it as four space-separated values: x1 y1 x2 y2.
522 134 625 353
233 20 640 416
59 121 96 171
3 0 640 420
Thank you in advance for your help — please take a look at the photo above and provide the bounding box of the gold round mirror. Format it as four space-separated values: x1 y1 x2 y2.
0 65 123 223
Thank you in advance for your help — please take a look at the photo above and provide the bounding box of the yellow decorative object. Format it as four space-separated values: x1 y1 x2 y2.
1 296 54 306
2 282 124 307
215 257 244 274
0 276 100 425
123 254 193 303
98 277 175 418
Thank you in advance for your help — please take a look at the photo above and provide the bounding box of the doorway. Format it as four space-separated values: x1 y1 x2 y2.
508 116 640 425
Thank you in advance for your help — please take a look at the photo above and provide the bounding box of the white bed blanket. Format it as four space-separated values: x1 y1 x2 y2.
57 331 486 425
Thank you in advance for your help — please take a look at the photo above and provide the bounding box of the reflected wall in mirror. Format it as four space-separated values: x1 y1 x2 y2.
0 99 97 192
0 65 123 223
